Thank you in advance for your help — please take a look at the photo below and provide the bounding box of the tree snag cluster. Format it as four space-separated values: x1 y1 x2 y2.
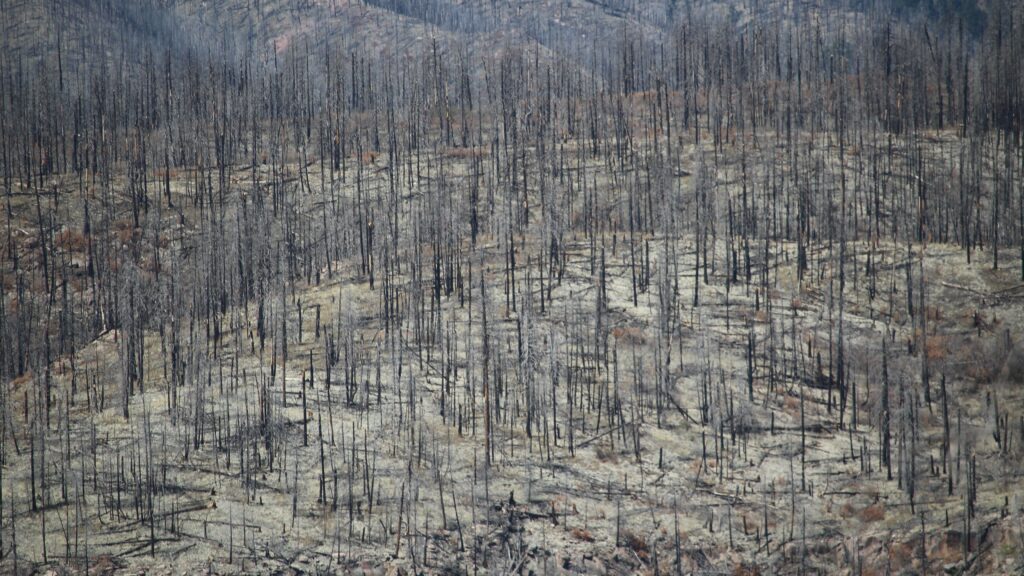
1 0 1023 574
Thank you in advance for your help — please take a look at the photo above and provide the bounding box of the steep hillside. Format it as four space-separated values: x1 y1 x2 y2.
1 0 1021 575
2 0 988 84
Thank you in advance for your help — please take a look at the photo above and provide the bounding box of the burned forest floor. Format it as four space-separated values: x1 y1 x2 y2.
2 135 1024 575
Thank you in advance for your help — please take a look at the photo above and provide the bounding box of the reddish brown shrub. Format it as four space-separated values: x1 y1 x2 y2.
571 528 594 542
623 530 649 559
595 444 618 463
56 228 89 252
611 326 647 345
860 503 885 523
925 335 948 360
733 564 761 576
444 146 485 159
